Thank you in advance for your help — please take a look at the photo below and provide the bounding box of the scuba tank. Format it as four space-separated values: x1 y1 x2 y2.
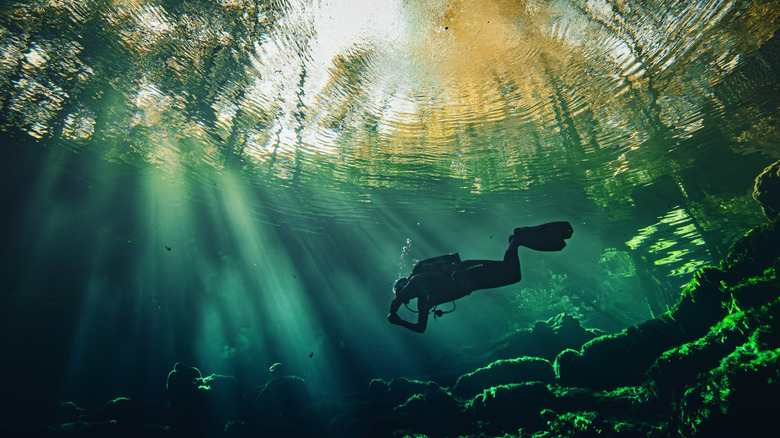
410 252 461 277
400 253 460 320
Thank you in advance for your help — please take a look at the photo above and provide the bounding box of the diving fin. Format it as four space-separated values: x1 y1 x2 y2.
512 221 573 251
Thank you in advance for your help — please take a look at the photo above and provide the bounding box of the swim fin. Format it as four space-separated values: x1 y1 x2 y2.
511 221 573 251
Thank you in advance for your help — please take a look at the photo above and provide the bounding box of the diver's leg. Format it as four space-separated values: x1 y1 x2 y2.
503 237 522 268
458 239 522 291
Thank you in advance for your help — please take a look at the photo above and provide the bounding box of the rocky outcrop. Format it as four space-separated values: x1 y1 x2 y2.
753 160 780 222
453 357 554 397
486 312 605 362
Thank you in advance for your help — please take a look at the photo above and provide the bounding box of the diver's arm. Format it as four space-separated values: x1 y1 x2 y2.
409 309 429 333
388 309 428 333
388 278 414 319
389 296 403 315
388 290 429 333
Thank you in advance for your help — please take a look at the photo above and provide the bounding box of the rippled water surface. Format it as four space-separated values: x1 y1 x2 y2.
1 0 779 402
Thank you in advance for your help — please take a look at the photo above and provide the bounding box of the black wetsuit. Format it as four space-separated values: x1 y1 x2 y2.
389 239 522 333
455 238 522 293
388 221 572 333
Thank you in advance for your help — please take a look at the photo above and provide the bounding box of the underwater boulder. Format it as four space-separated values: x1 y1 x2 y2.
365 379 463 437
752 160 780 222
251 375 311 418
224 417 313 438
49 419 169 438
391 387 466 437
646 319 749 401
368 377 444 409
489 313 603 362
675 344 780 437
648 289 779 401
545 312 600 342
555 313 688 389
466 381 554 433
0 391 86 437
452 356 554 397
548 385 655 419
726 266 779 316
166 362 209 406
325 401 394 438
554 249 770 392
225 378 314 438
546 385 600 414
100 397 153 426
0 390 85 428
669 267 730 339
719 222 779 288
544 410 664 437
165 362 243 436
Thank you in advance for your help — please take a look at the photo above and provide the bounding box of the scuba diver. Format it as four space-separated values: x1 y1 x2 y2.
387 222 573 333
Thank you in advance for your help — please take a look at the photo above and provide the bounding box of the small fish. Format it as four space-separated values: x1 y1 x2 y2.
165 246 171 251
308 352 314 358
269 362 282 372
128 238 136 244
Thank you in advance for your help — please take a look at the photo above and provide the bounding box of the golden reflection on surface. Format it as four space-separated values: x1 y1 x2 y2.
0 0 779 199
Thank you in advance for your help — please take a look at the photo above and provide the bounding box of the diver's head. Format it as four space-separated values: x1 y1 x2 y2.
393 277 409 294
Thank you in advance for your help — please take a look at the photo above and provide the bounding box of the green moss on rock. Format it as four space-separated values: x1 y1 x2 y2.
453 357 555 397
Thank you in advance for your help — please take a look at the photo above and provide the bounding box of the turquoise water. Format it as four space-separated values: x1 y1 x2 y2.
1 0 778 430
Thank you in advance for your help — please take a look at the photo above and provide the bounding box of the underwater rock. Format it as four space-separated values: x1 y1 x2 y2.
727 266 780 312
753 160 780 221
166 362 210 405
555 313 689 390
486 313 604 363
547 190 779 436
553 246 767 392
649 294 778 398
645 317 750 400
669 267 730 337
548 385 656 417
249 375 311 419
391 387 465 437
0 391 84 428
223 417 312 438
100 397 153 426
466 381 554 433
675 344 780 437
325 401 394 438
366 378 468 437
49 419 170 437
544 410 664 437
452 356 554 397
165 362 244 437
368 377 444 409
719 222 779 288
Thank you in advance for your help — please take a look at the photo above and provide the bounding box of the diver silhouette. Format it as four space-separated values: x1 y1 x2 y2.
388 222 573 333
